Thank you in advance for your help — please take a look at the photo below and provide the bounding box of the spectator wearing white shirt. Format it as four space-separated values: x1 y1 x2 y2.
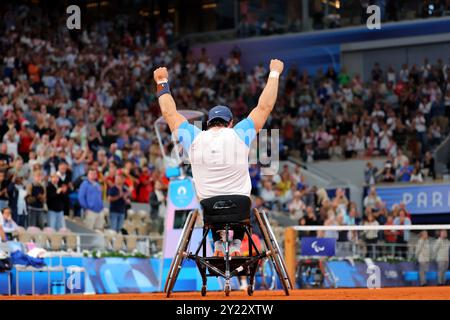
413 111 427 153
434 230 450 286
378 124 392 155
260 180 276 209
364 187 382 211
415 231 431 286
353 130 366 157
418 95 432 123
288 191 306 221
410 162 424 183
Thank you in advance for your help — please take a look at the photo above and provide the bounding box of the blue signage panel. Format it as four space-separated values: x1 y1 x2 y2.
168 178 195 208
301 237 336 256
376 184 450 215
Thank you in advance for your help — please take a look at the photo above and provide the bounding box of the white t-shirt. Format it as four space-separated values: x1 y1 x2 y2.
178 118 256 200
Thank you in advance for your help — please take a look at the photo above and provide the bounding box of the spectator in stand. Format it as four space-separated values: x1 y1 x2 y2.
384 215 398 256
46 173 67 231
107 174 130 233
363 212 379 258
323 211 339 239
7 176 28 228
0 209 5 242
415 231 431 286
380 160 396 182
78 168 104 231
249 164 261 196
288 190 306 221
56 161 72 217
364 162 378 185
364 187 382 211
393 150 408 170
422 151 436 179
374 204 388 226
260 180 276 210
332 188 349 217
0 170 9 210
149 180 166 222
433 230 450 286
397 159 414 182
394 209 412 258
26 171 46 229
1 207 17 240
410 161 424 183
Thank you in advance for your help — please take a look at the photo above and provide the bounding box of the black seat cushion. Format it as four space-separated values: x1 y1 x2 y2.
200 195 251 224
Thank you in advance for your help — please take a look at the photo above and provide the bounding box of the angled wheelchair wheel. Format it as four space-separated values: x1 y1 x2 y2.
260 210 294 290
164 210 199 297
253 208 292 296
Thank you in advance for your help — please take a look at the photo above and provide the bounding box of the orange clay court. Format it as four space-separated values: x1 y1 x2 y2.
3 286 450 300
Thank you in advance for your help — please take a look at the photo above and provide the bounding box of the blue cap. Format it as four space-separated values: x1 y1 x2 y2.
207 105 233 124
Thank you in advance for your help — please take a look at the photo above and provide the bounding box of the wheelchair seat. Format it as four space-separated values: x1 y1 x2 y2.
200 194 251 225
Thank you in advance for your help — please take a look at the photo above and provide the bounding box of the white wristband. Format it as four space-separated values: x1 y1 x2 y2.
269 71 280 79
157 78 169 84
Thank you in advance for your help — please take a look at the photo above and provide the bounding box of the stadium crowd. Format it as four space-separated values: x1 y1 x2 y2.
0 4 449 249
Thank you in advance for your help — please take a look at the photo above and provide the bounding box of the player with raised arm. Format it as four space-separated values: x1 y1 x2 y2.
154 59 284 256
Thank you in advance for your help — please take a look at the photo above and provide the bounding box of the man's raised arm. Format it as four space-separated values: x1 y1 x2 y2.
248 59 284 132
153 67 186 133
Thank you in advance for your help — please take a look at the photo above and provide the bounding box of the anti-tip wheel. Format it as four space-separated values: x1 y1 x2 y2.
247 285 254 296
201 285 207 297
224 285 231 296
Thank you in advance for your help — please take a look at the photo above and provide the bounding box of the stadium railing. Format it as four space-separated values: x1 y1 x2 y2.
283 224 450 288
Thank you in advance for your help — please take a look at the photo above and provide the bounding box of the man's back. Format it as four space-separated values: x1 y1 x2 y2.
179 118 256 200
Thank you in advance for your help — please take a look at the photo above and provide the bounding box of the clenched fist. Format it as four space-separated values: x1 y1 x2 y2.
153 67 169 83
270 59 284 74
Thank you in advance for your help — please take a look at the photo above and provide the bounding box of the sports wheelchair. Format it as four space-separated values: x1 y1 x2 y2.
163 195 293 297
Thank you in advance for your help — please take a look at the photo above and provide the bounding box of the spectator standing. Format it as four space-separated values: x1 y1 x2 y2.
415 231 431 286
303 206 319 237
433 230 449 286
364 162 378 185
364 187 382 211
107 174 130 233
26 171 46 229
384 215 398 256
46 173 67 231
0 170 9 210
78 168 104 230
394 209 412 258
363 212 379 258
7 176 28 228
56 161 72 217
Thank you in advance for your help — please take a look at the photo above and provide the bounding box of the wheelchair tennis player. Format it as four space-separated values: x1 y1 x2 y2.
153 58 283 257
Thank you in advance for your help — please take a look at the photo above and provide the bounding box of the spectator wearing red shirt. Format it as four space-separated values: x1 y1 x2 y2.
18 122 34 162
